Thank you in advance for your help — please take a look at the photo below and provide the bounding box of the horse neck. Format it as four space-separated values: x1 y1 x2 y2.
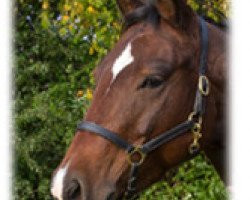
207 23 227 93
201 22 227 157
206 22 227 128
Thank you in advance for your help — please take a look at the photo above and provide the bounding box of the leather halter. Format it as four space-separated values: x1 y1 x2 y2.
77 17 209 198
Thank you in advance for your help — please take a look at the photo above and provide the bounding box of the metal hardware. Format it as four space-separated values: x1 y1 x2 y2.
192 122 201 134
189 142 200 154
189 122 203 154
188 112 203 125
127 146 146 166
198 75 210 96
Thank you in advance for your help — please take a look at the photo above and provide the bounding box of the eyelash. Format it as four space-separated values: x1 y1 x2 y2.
139 76 164 89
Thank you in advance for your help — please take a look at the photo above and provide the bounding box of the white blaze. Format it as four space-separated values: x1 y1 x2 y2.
112 42 134 82
51 163 69 200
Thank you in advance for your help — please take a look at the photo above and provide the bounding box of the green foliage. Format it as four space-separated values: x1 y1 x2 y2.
188 0 229 22
137 155 228 200
14 0 228 199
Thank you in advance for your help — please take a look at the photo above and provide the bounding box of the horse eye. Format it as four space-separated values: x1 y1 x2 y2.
139 76 164 89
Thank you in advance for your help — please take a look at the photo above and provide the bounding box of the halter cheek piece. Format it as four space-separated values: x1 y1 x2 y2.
77 17 209 198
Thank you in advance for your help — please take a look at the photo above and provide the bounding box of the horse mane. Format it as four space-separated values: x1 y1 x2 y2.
123 4 160 30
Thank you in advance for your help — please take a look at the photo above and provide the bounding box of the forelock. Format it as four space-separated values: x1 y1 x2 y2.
123 4 160 30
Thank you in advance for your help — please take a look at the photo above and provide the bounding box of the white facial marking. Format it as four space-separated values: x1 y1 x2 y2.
51 163 69 200
112 42 134 82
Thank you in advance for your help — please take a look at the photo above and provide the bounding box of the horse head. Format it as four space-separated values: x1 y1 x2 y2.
51 0 226 199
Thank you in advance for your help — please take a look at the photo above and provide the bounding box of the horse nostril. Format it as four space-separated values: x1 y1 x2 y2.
67 179 81 199
106 192 115 200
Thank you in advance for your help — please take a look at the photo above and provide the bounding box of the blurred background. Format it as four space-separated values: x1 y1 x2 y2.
14 0 229 199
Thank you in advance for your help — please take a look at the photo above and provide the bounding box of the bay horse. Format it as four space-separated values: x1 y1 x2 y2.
51 0 227 199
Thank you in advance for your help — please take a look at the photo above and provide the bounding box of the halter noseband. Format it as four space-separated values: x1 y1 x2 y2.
77 17 209 198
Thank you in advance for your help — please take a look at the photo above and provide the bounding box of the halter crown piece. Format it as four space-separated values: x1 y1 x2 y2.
77 17 209 199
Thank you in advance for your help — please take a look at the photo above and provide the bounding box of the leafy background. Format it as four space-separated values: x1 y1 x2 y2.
14 0 229 199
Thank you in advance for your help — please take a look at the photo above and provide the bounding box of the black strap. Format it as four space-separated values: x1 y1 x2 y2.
77 121 134 152
193 17 209 116
199 17 209 75
77 119 194 199
126 164 139 197
141 120 194 154
77 120 194 155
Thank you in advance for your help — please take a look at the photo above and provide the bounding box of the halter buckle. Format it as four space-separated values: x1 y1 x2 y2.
127 146 146 166
188 112 203 125
198 75 210 96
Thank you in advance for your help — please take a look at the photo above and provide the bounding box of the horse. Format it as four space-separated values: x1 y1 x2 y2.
51 0 227 199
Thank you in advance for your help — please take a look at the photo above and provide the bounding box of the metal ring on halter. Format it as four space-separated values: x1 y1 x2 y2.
127 146 146 166
188 112 203 125
198 75 210 96
189 142 200 154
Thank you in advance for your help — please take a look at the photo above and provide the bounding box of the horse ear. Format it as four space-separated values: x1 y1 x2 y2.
154 0 176 21
154 0 192 30
116 0 144 17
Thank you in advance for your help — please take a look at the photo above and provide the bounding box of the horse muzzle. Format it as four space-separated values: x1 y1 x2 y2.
51 168 118 200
